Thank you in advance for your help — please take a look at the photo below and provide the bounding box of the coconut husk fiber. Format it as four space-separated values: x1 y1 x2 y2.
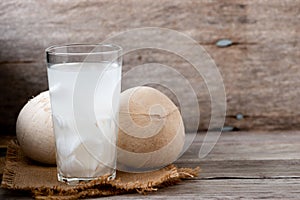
1 140 200 200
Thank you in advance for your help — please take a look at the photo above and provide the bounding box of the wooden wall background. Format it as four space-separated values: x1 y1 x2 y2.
0 0 299 134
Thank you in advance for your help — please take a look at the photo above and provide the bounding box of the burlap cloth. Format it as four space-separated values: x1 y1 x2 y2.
1 140 200 200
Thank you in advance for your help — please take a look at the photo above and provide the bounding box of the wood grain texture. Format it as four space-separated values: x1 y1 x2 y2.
84 131 300 199
182 131 300 161
1 179 300 199
0 0 300 133
105 179 300 200
1 131 300 199
177 131 300 179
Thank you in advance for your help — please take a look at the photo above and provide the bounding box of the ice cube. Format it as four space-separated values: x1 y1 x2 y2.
54 120 81 158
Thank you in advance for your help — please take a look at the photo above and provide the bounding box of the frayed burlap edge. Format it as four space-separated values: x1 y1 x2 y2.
33 165 200 200
1 140 200 200
0 157 6 177
1 139 19 190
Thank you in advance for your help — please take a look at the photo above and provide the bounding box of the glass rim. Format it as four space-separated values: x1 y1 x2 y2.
45 43 122 56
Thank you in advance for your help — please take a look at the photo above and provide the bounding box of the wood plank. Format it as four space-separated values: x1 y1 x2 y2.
0 190 32 200
104 179 300 199
0 63 48 133
1 178 299 200
1 179 300 199
1 0 298 61
183 131 300 161
1 131 300 199
106 130 300 199
121 43 300 131
175 131 300 179
176 159 300 179
0 0 299 133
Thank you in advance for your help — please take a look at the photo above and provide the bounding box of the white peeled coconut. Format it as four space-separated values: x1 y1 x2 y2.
16 91 56 164
117 86 185 171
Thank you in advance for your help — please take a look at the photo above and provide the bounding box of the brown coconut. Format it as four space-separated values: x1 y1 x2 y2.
117 86 185 170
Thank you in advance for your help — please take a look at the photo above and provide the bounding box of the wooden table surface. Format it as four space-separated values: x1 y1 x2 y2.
1 131 300 199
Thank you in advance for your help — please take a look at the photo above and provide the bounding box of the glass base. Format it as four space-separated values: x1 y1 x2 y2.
57 171 116 185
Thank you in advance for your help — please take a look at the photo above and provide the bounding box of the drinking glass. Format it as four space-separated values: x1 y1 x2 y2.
46 44 122 184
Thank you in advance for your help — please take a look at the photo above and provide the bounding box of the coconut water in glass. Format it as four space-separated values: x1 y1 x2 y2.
46 44 122 184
